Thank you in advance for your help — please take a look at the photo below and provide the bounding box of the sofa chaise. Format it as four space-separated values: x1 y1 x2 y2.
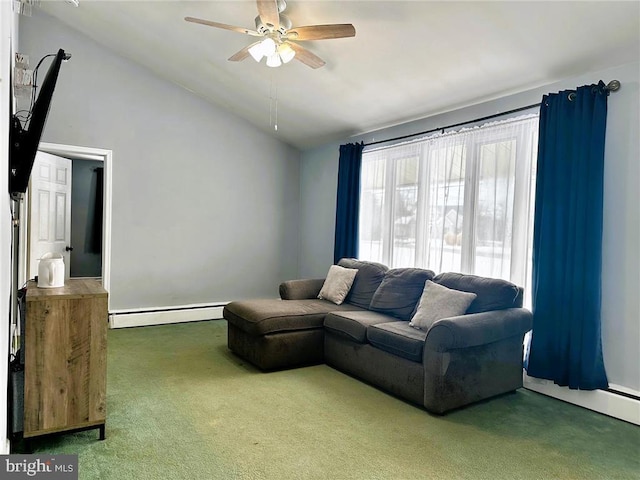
223 258 532 414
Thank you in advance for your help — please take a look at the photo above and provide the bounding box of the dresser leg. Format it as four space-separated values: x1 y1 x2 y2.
99 424 106 440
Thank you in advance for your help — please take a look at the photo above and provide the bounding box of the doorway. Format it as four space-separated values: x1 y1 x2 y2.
69 158 103 278
19 142 112 304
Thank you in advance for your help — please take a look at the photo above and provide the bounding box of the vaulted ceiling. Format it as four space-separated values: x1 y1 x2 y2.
36 1 640 149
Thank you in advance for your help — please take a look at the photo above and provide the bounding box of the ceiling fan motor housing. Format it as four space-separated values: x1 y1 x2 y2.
255 13 292 35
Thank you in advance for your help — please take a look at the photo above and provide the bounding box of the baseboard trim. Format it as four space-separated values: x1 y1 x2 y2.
523 374 640 425
109 303 228 329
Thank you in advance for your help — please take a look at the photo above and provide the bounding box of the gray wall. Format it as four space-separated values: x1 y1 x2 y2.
20 11 300 310
299 61 640 393
299 143 341 278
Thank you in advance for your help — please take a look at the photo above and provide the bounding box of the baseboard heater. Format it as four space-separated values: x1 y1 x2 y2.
606 387 640 402
109 302 228 329
523 374 640 426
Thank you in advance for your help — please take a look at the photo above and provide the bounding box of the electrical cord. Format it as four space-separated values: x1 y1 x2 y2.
26 54 55 128
17 51 70 129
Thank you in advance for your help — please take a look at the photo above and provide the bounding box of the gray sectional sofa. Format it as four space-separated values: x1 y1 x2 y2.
223 258 532 414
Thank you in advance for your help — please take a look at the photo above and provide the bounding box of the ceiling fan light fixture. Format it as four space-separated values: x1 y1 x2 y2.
261 37 277 56
277 43 295 63
266 52 282 68
248 37 277 62
248 42 266 62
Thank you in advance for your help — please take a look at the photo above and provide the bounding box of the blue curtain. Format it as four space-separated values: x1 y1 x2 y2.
334 142 364 263
526 82 609 390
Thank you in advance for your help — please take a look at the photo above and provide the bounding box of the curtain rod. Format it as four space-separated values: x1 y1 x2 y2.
364 80 621 148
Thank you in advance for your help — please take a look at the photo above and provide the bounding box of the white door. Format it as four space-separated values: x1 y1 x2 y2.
28 152 72 280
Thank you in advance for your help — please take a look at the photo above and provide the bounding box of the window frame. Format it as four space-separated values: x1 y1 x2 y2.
359 114 539 294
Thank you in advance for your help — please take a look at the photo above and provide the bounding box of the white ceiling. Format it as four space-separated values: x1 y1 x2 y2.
37 1 640 150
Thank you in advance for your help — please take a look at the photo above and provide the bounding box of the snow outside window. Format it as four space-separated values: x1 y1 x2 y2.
359 114 539 306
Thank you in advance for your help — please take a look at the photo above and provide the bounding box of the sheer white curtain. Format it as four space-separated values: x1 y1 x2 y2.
359 114 539 299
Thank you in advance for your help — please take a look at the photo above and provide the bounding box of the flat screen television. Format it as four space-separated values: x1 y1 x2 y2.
9 48 67 195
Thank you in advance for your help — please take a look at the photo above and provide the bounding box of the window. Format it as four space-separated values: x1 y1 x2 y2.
359 115 539 303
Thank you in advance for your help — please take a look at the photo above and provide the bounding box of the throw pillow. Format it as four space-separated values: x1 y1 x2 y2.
317 265 358 305
337 258 389 309
409 280 477 331
369 268 435 320
432 272 521 313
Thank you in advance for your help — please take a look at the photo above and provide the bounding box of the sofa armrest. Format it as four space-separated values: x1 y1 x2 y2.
424 308 532 352
279 278 325 300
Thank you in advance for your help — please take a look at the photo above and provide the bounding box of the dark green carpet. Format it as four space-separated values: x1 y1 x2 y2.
28 320 640 479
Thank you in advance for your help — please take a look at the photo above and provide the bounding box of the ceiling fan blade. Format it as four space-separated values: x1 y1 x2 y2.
287 42 325 69
286 24 356 41
256 0 279 31
185 17 261 36
228 43 261 62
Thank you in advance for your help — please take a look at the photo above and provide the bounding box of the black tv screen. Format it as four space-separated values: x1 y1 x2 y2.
9 49 66 195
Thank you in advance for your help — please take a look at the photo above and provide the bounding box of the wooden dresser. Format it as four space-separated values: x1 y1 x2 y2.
24 278 108 440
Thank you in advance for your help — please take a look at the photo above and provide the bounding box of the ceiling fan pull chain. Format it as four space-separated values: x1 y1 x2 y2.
269 76 273 129
269 74 278 131
274 83 278 131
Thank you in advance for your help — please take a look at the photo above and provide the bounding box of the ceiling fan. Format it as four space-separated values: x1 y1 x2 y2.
185 0 356 69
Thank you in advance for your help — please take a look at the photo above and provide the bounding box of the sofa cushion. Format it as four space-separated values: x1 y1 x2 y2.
409 280 477 331
338 258 389 309
324 311 400 344
223 299 364 336
317 265 358 305
369 268 436 320
279 278 325 300
433 272 522 313
367 321 427 363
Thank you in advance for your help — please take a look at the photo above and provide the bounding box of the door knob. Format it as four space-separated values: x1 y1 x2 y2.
65 246 74 252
